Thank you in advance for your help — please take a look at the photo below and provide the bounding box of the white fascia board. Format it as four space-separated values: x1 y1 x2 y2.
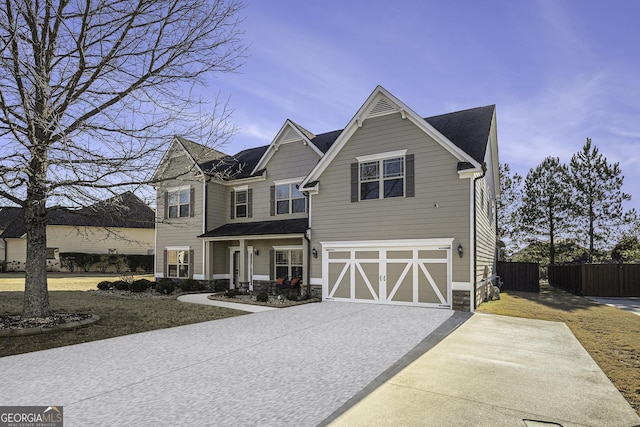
321 238 455 249
458 169 482 179
200 233 306 242
216 173 266 186
273 176 306 186
250 120 320 175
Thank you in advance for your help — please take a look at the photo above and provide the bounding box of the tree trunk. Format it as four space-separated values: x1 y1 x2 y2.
22 163 51 318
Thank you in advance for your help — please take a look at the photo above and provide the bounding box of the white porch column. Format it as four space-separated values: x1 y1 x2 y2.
239 239 247 282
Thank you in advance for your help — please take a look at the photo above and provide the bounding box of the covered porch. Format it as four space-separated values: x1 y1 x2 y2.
199 218 314 295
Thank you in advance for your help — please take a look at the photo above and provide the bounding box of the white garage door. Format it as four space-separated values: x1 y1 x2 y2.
322 239 453 309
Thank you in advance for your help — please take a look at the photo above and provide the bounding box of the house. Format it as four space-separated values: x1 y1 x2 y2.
0 192 155 272
153 86 499 311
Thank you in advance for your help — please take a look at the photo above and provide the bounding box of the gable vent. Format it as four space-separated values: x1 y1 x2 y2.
282 128 301 143
366 96 399 118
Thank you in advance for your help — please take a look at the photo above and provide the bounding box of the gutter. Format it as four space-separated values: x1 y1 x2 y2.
300 184 312 297
472 162 488 311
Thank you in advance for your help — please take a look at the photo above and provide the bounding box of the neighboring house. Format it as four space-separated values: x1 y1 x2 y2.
153 86 499 311
0 192 155 272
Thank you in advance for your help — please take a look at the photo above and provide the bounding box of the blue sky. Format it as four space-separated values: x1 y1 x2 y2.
204 0 640 213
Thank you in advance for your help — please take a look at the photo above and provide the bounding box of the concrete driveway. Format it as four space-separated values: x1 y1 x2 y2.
0 302 457 426
586 296 640 316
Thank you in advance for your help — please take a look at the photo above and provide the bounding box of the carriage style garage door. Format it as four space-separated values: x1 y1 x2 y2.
322 239 453 308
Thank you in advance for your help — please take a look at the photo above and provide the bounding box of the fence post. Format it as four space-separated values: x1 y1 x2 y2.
619 264 624 297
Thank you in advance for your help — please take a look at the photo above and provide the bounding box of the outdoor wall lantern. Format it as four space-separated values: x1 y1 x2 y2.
312 248 318 258
457 243 463 258
254 249 259 256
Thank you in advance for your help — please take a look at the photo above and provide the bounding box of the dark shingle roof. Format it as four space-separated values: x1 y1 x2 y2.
198 104 494 182
0 207 23 230
0 192 155 238
199 218 308 238
424 105 495 164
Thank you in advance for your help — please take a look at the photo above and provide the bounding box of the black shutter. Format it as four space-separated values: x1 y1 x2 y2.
164 191 168 219
163 249 168 277
405 154 415 197
269 249 275 280
230 191 235 219
189 187 195 217
248 189 253 218
351 162 359 202
270 185 275 216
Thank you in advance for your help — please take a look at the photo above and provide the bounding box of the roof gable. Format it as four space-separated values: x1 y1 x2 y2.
250 120 324 175
153 136 227 182
301 86 482 188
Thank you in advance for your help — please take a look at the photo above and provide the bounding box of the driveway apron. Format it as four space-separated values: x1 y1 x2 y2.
0 302 454 426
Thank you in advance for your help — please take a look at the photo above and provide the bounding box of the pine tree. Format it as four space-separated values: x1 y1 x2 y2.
569 138 631 262
497 163 523 259
519 157 572 265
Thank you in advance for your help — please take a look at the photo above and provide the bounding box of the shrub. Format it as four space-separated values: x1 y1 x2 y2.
113 280 129 291
256 292 269 303
129 279 152 293
156 278 175 295
224 289 240 298
284 292 298 302
97 280 112 290
213 281 228 292
180 278 204 292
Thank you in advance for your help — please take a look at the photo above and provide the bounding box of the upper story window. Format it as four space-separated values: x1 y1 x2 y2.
351 151 414 202
230 187 252 219
168 187 191 218
360 157 404 200
236 190 248 218
271 182 306 215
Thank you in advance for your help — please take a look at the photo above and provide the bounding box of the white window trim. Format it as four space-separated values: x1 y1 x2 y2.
358 154 406 200
356 149 407 163
275 182 305 215
273 176 306 186
166 246 191 279
233 184 248 191
167 185 191 218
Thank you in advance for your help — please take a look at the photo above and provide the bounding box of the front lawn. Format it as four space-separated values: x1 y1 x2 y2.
0 290 245 357
478 282 640 415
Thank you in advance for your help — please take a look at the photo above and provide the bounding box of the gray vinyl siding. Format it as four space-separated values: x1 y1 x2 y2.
206 182 227 231
229 140 319 223
309 113 471 283
474 177 497 307
154 147 205 277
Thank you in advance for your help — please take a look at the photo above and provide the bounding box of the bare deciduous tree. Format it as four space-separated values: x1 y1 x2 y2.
0 0 245 318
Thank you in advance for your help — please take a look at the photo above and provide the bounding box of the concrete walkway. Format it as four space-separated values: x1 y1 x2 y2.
177 293 278 312
327 313 640 427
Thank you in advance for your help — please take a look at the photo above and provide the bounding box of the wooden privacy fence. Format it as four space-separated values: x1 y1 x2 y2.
548 264 640 297
496 261 540 293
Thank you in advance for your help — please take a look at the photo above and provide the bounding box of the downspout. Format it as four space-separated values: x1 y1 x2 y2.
300 184 312 297
472 162 487 311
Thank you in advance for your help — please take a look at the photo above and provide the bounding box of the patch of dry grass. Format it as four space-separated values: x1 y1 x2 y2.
0 290 245 358
0 273 155 291
478 283 640 415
